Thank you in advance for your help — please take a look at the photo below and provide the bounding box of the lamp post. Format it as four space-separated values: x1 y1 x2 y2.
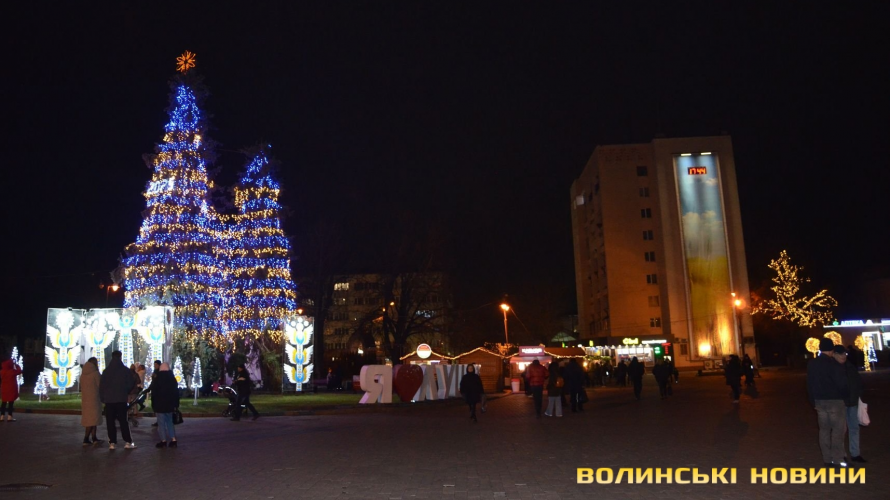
105 284 120 307
500 303 510 345
731 292 743 356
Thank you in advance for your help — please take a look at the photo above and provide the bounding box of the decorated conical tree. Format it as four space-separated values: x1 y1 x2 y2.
222 146 297 341
122 52 226 341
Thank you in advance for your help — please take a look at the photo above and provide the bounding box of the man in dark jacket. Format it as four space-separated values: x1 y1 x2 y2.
231 364 260 421
833 345 865 463
806 339 849 466
526 359 548 417
563 359 586 412
100 350 136 449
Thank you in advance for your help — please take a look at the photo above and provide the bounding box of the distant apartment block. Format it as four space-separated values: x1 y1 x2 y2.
570 136 753 368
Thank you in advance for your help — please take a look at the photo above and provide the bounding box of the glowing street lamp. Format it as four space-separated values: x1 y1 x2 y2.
500 303 510 345
105 284 120 307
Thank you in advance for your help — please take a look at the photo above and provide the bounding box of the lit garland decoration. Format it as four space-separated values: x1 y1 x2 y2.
143 353 154 383
865 339 878 368
118 313 136 367
45 309 84 395
853 335 872 371
34 371 49 401
84 310 120 373
11 346 24 390
190 358 202 390
283 315 314 391
823 331 842 346
805 338 821 355
135 307 169 367
751 250 837 327
122 71 226 343
221 146 297 342
173 356 187 389
176 50 196 74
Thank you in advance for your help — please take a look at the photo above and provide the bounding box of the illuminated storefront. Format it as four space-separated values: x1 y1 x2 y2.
824 319 890 351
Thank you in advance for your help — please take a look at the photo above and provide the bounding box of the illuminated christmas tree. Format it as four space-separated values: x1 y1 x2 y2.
752 250 837 327
11 346 24 389
122 52 225 341
173 356 187 389
34 371 48 401
221 146 297 341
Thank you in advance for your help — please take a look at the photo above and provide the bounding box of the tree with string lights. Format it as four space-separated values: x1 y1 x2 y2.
752 250 837 327
221 146 297 343
122 51 226 341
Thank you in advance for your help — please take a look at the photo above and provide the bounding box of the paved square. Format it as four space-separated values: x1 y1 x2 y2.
1 370 887 499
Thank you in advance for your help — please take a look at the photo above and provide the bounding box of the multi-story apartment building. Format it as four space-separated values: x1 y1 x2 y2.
311 272 453 364
570 135 753 368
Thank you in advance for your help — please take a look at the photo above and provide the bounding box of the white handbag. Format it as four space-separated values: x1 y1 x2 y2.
857 398 870 426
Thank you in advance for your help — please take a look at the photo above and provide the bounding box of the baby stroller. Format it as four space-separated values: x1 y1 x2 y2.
219 385 245 417
127 387 150 427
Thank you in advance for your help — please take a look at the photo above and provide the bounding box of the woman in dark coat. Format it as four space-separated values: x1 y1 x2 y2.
628 357 645 400
652 360 670 399
151 362 180 448
724 355 743 403
459 364 484 422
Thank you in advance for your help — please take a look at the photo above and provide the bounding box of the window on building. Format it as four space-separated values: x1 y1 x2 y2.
641 208 652 218
650 317 661 327
334 282 349 291
353 297 363 305
333 312 348 321
637 166 648 176
645 251 656 262
639 187 650 197
648 295 660 307
646 273 658 284
680 344 688 355
334 297 347 305
643 230 654 240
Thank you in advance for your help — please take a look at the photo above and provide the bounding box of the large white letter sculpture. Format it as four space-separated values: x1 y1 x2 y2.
359 365 393 404
413 365 439 401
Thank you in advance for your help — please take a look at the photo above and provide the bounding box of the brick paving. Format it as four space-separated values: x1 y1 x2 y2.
0 370 887 499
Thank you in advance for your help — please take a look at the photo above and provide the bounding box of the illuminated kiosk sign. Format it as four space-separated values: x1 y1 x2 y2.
675 152 735 359
519 346 544 355
416 343 432 359
622 338 640 345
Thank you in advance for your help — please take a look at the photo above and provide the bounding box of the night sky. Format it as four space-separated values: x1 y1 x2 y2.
4 3 889 344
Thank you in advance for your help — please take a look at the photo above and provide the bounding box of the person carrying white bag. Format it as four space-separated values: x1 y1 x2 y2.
832 345 866 463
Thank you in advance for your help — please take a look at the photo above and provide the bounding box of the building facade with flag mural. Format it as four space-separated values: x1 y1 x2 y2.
570 135 753 368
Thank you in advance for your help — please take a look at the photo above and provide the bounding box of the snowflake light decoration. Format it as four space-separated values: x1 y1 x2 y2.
176 50 196 73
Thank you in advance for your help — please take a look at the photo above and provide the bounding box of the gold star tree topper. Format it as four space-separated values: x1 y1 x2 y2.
176 51 197 73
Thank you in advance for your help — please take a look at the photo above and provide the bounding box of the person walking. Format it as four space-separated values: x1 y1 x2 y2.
807 339 849 466
615 360 627 387
526 359 548 418
459 364 484 422
564 358 586 412
724 355 743 403
151 362 180 448
628 357 644 400
100 350 137 449
832 345 865 463
231 364 260 421
652 360 670 399
80 358 103 445
544 361 563 417
1 358 23 421
742 354 756 388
